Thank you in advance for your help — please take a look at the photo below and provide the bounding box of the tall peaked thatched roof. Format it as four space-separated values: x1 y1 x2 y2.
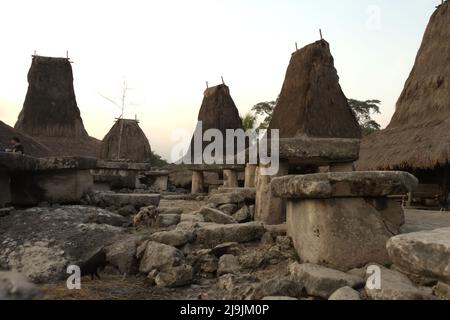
357 3 450 171
184 84 244 163
100 119 152 163
269 40 361 139
14 55 100 157
0 121 51 157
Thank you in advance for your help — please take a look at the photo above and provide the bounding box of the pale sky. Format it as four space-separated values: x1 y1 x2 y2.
0 0 438 160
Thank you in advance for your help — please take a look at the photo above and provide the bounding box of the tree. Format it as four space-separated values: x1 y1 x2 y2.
249 97 382 135
149 150 168 167
348 99 381 136
242 112 257 131
251 98 278 130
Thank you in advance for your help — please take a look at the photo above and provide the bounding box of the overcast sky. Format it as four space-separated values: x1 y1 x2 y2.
0 0 438 160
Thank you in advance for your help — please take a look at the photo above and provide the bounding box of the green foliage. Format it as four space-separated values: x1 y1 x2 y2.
348 99 382 136
251 98 278 130
242 112 257 131
150 150 168 167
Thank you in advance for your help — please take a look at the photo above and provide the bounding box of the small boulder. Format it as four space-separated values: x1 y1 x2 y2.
150 230 195 248
218 255 241 276
219 204 239 215
289 263 365 299
195 222 265 247
200 207 238 225
329 286 361 300
232 206 251 223
139 241 184 274
155 264 193 288
0 271 42 300
156 214 181 228
250 278 306 300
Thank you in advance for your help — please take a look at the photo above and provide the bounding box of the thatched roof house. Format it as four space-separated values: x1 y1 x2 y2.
14 55 100 157
100 119 152 163
357 4 450 172
269 40 361 139
0 121 51 157
184 84 244 163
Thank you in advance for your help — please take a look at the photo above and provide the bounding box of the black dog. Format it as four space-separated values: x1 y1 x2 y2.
79 248 108 280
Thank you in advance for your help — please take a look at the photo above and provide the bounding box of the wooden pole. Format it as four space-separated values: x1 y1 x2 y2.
221 76 225 85
206 81 209 89
319 29 323 40
295 42 298 51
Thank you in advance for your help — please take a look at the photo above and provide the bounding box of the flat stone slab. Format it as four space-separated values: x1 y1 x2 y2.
0 153 97 172
272 171 418 199
216 187 256 201
98 193 161 208
96 161 153 171
195 222 266 247
188 164 245 173
387 228 450 283
278 137 361 165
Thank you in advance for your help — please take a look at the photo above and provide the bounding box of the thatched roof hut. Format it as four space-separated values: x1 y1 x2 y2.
14 55 100 157
100 119 152 163
184 84 244 163
357 3 450 172
0 121 51 157
269 40 361 139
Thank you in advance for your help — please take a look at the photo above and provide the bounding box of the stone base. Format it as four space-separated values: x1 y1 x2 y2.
255 162 288 225
0 168 11 207
223 170 239 188
11 170 93 205
191 171 204 194
287 197 404 271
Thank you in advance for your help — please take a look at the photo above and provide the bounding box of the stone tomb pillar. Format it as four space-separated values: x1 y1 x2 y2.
244 164 257 188
0 167 11 207
255 161 289 225
191 171 205 194
223 169 239 188
271 171 418 271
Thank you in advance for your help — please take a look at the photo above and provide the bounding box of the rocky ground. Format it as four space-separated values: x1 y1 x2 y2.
1 191 449 301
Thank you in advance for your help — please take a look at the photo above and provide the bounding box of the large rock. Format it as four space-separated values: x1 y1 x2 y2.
0 206 127 283
138 241 184 274
200 207 238 225
208 193 246 206
387 228 450 283
272 171 418 199
289 263 365 299
105 235 145 275
328 286 361 300
97 192 161 208
150 230 195 248
195 222 266 247
155 264 193 288
365 267 435 300
218 255 241 276
286 197 404 271
250 278 305 300
216 188 256 201
0 271 42 300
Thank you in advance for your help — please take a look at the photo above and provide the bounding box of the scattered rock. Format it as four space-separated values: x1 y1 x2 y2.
194 254 219 274
260 232 275 245
329 286 361 300
150 230 195 248
208 193 246 206
0 271 42 300
250 278 306 300
0 207 13 217
117 205 137 217
289 263 365 299
200 207 238 225
180 213 205 223
210 243 240 258
261 296 298 300
155 264 193 288
232 206 251 223
433 282 450 300
387 228 450 283
159 207 183 215
139 241 184 274
218 204 239 215
156 214 181 228
218 255 241 276
105 235 144 275
365 266 436 300
97 192 161 208
239 251 266 270
195 222 266 247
